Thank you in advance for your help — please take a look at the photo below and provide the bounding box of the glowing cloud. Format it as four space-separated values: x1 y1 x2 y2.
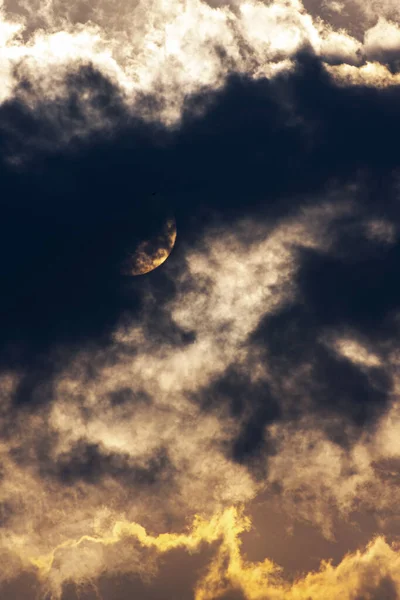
26 506 400 600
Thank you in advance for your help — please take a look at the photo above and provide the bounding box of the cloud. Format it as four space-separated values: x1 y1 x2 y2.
1 185 400 596
3 49 400 374
352 0 400 25
19 505 400 600
0 199 359 590
288 537 400 600
364 17 400 63
262 357 400 536
1 1 400 598
0 0 400 136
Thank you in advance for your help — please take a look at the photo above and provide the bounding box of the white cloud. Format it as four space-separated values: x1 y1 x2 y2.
364 17 400 61
0 0 399 133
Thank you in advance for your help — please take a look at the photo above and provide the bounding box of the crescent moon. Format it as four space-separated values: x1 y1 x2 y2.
123 217 177 276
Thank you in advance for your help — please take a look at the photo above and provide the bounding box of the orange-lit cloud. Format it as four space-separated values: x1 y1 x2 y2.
24 505 400 600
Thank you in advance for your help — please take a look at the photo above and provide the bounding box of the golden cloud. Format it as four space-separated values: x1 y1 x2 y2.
23 505 400 600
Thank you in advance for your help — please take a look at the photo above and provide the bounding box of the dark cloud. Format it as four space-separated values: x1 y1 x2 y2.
0 573 41 600
356 575 399 600
7 418 174 488
42 442 173 487
298 243 400 331
197 367 280 467
0 500 13 529
251 302 392 439
1 49 400 456
75 544 220 600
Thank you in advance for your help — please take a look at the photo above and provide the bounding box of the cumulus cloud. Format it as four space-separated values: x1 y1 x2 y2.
364 17 400 62
0 0 399 136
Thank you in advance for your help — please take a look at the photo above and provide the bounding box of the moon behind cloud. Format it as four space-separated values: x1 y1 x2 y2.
123 217 177 276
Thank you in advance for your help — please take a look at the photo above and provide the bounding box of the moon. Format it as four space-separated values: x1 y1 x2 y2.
123 217 177 276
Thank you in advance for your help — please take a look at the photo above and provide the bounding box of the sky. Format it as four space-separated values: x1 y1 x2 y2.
1 0 400 599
